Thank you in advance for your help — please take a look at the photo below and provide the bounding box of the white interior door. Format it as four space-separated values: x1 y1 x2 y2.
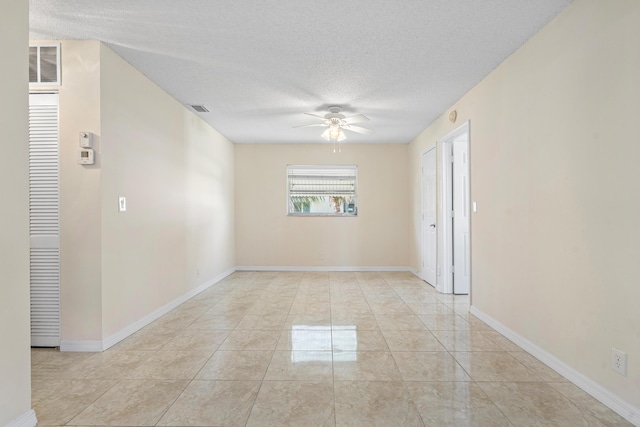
452 134 470 294
421 148 437 286
29 92 60 347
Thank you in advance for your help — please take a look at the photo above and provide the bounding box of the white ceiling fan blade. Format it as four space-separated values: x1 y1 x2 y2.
343 114 369 124
342 125 374 135
304 112 328 120
293 123 328 128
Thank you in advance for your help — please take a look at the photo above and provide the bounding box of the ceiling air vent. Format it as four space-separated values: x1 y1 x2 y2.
190 104 209 113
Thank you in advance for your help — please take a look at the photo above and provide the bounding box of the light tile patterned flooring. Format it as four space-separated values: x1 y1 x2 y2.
32 271 631 426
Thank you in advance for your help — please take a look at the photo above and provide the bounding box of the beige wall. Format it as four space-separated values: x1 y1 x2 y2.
26 41 235 344
100 45 235 337
54 41 103 342
409 0 640 409
235 144 409 267
0 1 32 424
184 113 235 287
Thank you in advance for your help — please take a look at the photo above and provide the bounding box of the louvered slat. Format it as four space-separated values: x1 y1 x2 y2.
29 93 60 347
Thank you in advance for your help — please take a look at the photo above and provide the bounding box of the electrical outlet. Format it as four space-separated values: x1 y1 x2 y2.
612 348 627 376
319 252 325 260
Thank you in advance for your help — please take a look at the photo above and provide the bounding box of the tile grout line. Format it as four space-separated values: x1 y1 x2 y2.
242 273 284 427
156 278 232 426
380 272 429 427
329 271 337 427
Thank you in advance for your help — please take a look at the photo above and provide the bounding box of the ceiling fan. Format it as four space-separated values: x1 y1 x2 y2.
294 106 373 151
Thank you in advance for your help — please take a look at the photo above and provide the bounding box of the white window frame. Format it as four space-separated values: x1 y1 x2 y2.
287 165 358 217
29 43 61 86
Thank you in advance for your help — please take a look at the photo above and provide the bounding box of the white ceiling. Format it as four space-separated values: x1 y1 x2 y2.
29 0 572 144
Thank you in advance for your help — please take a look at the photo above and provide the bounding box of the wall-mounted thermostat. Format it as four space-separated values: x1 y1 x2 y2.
79 132 93 148
78 148 95 165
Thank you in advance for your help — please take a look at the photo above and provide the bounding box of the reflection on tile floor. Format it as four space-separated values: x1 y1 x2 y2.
31 271 632 426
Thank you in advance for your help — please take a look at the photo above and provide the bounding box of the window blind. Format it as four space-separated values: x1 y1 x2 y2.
287 166 357 197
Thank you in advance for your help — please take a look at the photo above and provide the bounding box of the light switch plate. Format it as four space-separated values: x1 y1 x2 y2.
118 197 126 212
473 202 477 213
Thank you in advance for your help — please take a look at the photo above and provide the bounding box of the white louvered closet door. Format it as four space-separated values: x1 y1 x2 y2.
29 93 60 347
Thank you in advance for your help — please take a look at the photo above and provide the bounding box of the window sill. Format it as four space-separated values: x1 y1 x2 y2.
287 213 358 217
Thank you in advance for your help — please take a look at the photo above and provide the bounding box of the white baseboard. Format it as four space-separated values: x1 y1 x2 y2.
58 340 103 352
60 267 236 352
235 265 414 272
5 409 37 427
469 306 640 426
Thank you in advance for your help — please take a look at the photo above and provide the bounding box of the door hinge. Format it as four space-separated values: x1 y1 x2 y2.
450 210 455 218
451 266 455 273
450 156 454 163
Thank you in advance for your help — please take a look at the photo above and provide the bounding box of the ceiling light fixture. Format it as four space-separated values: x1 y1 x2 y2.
294 106 373 153
322 125 347 153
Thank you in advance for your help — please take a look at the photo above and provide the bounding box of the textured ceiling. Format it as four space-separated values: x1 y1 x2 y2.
29 0 572 144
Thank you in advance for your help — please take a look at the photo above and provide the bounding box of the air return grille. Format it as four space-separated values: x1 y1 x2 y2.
190 105 209 113
29 43 60 86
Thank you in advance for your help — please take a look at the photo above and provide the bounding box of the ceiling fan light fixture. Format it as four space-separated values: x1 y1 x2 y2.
295 106 370 150
322 126 346 142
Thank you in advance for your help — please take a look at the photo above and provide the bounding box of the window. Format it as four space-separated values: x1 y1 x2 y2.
287 165 358 216
29 43 61 86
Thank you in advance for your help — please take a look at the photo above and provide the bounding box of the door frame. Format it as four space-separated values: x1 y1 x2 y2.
439 121 470 294
420 144 437 287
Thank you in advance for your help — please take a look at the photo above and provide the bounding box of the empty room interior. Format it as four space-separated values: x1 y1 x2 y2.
2 0 639 426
